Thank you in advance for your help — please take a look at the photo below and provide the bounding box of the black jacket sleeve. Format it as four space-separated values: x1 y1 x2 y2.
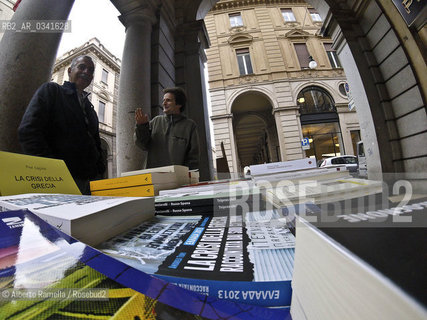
18 83 56 157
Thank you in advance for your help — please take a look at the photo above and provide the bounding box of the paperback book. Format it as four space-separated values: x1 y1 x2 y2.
249 159 317 176
0 193 154 246
0 209 290 319
98 210 295 307
264 177 383 207
90 171 182 196
291 196 427 320
121 164 191 185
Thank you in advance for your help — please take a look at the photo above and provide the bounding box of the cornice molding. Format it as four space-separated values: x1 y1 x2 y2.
212 0 307 12
54 40 121 73
211 114 233 120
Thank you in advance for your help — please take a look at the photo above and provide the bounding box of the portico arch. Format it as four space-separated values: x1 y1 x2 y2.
231 91 280 172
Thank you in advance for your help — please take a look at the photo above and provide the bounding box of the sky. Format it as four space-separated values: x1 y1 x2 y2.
57 0 125 59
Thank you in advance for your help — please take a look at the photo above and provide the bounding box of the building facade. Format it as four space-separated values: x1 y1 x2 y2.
205 0 361 175
0 0 425 190
52 38 121 178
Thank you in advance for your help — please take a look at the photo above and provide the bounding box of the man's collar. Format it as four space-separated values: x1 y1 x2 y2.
166 113 185 121
63 81 90 98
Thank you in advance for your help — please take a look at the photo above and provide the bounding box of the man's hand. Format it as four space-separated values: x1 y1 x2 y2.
135 108 149 125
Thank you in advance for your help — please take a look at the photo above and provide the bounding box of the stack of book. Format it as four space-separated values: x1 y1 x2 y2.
253 166 350 188
155 189 269 216
264 177 384 207
90 166 190 197
0 208 290 319
291 196 427 320
0 193 154 246
158 178 256 196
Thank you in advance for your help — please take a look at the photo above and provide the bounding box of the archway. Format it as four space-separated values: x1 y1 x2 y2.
297 86 343 162
231 92 280 172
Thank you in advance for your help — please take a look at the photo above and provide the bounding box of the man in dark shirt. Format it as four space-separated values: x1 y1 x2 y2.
18 55 105 194
134 87 200 170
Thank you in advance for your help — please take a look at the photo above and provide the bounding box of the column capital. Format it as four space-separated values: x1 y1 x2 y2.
119 4 157 29
176 20 210 50
272 105 300 114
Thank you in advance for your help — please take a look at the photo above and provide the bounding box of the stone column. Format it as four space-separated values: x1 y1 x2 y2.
116 6 156 176
0 0 74 152
175 20 213 181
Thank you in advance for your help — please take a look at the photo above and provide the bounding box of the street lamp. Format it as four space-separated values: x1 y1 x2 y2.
308 56 317 69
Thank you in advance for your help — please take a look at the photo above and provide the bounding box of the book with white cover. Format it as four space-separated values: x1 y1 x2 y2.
121 165 190 186
291 197 427 320
253 166 350 188
158 179 256 196
249 159 317 176
0 193 154 246
265 177 383 207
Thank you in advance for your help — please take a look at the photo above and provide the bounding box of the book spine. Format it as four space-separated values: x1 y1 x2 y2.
90 173 153 191
155 203 249 215
155 194 261 209
91 185 155 197
154 274 292 307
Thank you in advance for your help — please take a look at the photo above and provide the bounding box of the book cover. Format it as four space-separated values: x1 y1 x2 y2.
0 209 290 320
249 159 317 176
0 151 81 196
98 210 295 307
0 193 154 246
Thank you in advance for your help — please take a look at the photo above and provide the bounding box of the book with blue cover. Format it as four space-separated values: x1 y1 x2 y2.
98 209 295 307
0 209 290 320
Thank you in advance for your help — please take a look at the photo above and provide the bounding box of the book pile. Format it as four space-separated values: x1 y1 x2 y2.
158 177 256 196
0 209 290 319
98 209 295 308
252 166 350 188
0 193 154 246
291 197 427 320
264 177 383 207
155 189 269 216
90 165 190 197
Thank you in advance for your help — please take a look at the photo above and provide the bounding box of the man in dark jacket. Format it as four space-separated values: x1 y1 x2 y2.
134 87 199 170
18 55 105 194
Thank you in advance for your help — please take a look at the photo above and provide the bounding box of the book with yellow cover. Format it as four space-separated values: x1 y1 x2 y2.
90 172 179 192
91 182 179 197
0 151 80 196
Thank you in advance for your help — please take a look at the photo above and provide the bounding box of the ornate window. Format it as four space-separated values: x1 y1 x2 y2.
294 43 311 69
281 9 296 22
297 86 336 114
98 101 106 123
324 43 341 68
309 9 322 22
236 48 253 75
101 69 108 84
229 13 243 27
